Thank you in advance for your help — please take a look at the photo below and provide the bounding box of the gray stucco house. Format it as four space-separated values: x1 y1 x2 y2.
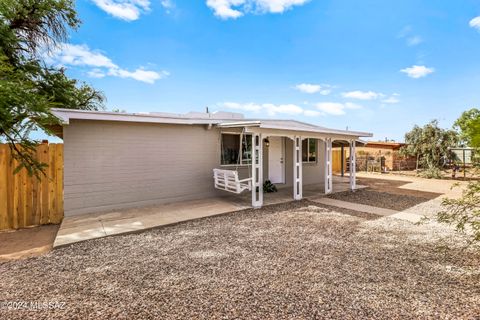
52 108 372 216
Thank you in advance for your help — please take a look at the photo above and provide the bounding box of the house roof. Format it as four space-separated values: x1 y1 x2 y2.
217 120 371 138
362 141 406 149
51 108 372 139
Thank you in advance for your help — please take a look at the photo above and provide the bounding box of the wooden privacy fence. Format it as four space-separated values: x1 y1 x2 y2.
0 143 63 231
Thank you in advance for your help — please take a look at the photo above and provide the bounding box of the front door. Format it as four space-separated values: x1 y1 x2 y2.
268 137 285 184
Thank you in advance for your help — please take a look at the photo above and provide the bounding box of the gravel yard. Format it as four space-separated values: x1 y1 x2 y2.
328 189 435 212
1 199 479 319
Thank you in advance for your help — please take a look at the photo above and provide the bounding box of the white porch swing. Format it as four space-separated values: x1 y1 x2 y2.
213 130 252 194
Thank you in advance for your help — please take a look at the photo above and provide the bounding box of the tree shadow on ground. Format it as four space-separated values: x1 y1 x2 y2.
328 177 444 212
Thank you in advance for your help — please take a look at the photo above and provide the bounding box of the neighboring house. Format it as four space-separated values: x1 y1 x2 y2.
51 109 372 216
356 141 414 171
333 141 417 173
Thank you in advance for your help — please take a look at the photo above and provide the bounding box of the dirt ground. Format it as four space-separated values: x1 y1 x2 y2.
355 172 468 199
0 199 478 319
0 225 59 262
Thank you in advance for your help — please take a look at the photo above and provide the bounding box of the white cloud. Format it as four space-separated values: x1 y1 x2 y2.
341 90 382 100
47 43 168 84
398 25 412 38
381 94 400 104
206 0 245 19
294 83 332 95
47 43 117 69
221 102 319 117
406 36 423 46
87 69 107 78
344 102 362 109
206 0 310 19
160 0 174 13
400 65 434 79
469 16 480 31
303 110 322 117
92 0 150 21
314 102 345 115
398 25 423 47
108 68 169 84
314 102 362 116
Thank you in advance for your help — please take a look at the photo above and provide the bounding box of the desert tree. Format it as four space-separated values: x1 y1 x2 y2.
0 0 104 175
400 120 458 177
436 110 480 248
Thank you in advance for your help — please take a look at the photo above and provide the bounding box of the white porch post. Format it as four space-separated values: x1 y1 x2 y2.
324 138 333 194
349 140 356 191
251 133 263 208
293 136 302 200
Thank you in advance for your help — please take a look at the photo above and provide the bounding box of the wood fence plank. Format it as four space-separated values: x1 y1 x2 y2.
0 143 64 230
56 143 65 222
31 157 40 226
40 144 50 225
0 145 9 230
18 165 26 228
5 146 14 229
25 163 33 226
11 155 19 229
53 144 64 223
48 144 57 224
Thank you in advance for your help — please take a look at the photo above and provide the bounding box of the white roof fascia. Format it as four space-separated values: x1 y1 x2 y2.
51 108 223 126
244 127 370 141
257 123 371 137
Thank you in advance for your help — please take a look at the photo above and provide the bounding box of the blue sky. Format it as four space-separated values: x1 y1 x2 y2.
47 0 480 141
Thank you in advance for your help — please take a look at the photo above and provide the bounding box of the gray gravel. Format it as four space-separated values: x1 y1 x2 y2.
1 200 479 319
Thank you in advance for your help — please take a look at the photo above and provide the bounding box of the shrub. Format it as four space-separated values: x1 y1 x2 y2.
420 166 443 179
263 180 278 193
437 181 480 246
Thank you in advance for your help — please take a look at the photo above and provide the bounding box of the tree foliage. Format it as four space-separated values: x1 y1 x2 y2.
435 110 480 248
0 0 104 175
453 108 480 148
400 120 458 177
438 181 480 247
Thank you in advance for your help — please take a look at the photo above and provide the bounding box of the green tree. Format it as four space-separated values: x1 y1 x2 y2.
0 0 104 175
453 108 480 148
400 120 458 178
436 110 479 246
399 124 423 171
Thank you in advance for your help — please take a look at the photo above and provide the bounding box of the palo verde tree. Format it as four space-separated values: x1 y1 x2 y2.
400 120 458 178
0 0 104 175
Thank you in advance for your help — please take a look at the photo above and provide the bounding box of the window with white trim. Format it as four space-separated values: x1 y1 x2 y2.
302 138 317 163
221 133 252 165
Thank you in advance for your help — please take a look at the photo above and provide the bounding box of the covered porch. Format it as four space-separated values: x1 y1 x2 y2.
216 120 371 209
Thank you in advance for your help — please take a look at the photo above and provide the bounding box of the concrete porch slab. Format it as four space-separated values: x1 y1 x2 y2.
54 198 248 247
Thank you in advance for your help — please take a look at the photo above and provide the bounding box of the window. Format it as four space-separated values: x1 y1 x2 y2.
221 133 252 165
302 138 317 163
